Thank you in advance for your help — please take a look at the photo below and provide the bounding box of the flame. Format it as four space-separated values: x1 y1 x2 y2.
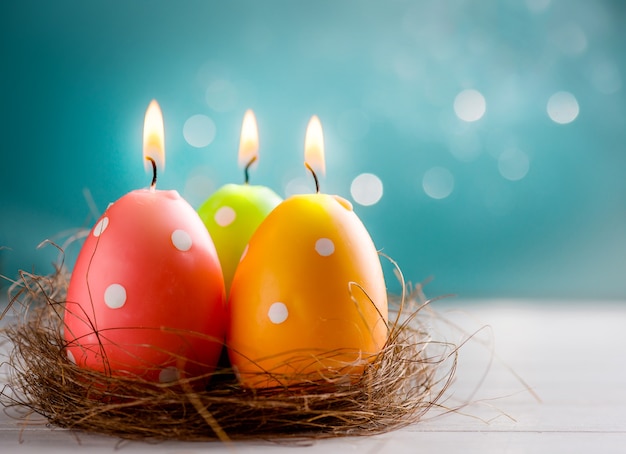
238 109 259 167
304 115 325 176
143 100 165 172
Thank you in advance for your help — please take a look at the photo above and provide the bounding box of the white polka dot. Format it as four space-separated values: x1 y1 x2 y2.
104 284 127 309
214 206 236 227
268 302 289 324
240 244 249 262
159 367 180 383
93 216 109 237
67 350 76 364
171 229 193 251
333 195 353 211
315 238 335 256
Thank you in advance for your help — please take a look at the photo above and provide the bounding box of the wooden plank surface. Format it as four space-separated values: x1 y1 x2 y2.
2 299 626 453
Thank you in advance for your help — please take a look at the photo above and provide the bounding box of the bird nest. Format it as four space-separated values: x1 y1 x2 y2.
0 267 459 442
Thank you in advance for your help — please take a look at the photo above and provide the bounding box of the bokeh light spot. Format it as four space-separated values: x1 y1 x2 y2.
183 115 216 148
206 79 238 112
337 109 370 141
183 171 215 208
551 23 587 56
285 177 311 197
498 148 530 181
547 91 579 124
526 0 551 13
350 173 383 206
449 130 482 162
423 167 454 200
454 89 486 122
483 183 515 217
590 59 622 94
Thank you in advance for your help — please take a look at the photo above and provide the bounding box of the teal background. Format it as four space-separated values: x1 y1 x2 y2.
1 0 625 299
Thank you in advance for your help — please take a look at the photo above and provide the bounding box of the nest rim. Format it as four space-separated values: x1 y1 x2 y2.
0 268 458 443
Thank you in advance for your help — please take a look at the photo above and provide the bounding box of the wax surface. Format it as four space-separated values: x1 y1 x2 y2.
64 189 226 383
197 183 282 292
227 193 388 388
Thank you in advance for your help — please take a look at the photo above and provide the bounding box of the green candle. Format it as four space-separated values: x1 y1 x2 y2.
197 110 282 293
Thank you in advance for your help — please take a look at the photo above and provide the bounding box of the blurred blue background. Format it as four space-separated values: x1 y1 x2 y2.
1 0 625 299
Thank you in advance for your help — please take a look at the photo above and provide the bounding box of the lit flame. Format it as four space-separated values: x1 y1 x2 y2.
304 115 325 176
143 100 165 173
238 109 259 167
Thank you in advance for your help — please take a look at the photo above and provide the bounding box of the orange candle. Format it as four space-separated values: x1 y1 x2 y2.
227 115 388 388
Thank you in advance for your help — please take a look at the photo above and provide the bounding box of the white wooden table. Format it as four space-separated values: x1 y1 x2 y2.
2 299 626 453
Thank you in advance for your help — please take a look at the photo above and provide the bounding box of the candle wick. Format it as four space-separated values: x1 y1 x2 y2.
305 162 320 194
146 156 157 190
244 155 257 185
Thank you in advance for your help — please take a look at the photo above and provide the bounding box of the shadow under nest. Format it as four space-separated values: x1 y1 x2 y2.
0 268 458 442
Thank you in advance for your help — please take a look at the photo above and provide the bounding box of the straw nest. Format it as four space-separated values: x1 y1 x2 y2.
0 266 459 442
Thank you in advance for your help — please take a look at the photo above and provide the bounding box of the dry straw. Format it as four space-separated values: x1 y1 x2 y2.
1 263 459 442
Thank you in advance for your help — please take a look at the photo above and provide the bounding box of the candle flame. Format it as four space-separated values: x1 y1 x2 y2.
304 115 325 176
238 109 259 167
143 100 165 173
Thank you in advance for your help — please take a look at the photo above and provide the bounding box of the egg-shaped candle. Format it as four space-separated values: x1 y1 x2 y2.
197 110 282 294
64 100 226 384
227 115 388 388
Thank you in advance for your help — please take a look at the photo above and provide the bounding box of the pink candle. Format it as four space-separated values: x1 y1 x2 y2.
64 100 226 384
